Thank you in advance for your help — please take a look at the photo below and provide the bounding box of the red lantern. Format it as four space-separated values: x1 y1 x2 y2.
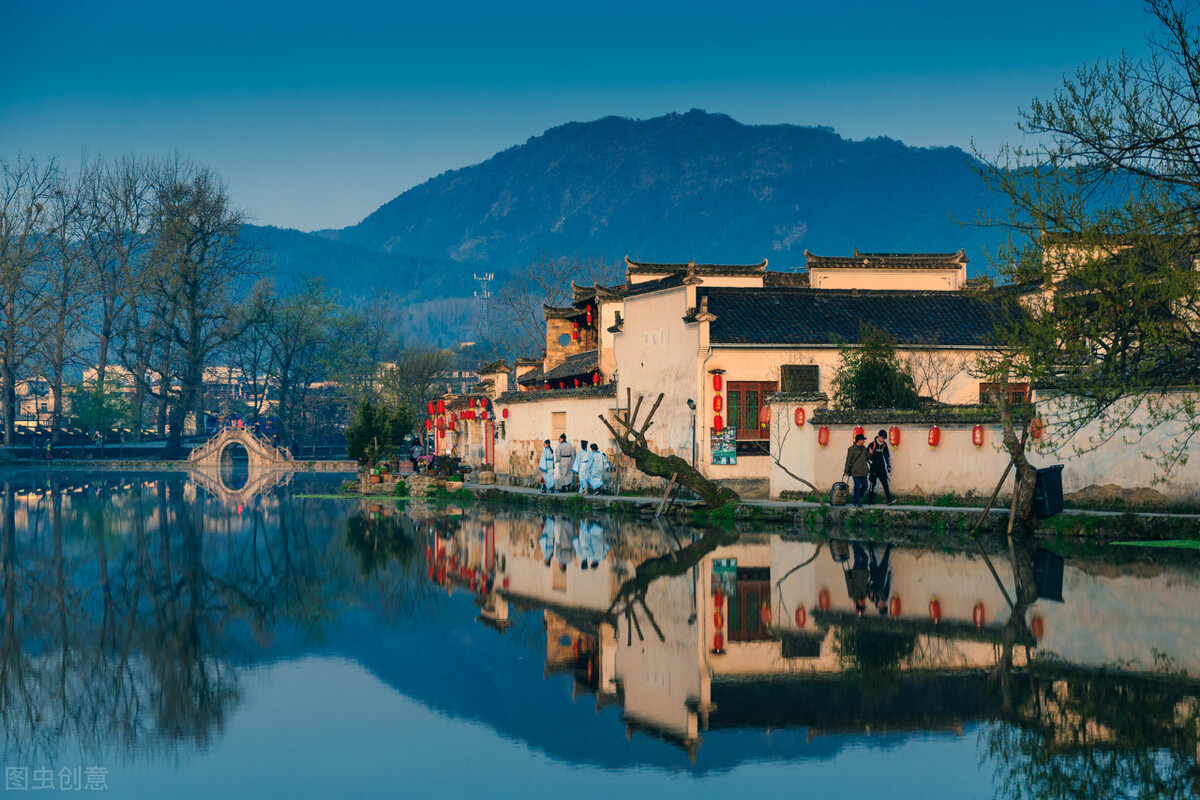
450 412 457 423
574 378 580 387
1030 614 1045 639
713 395 723 412
973 601 986 628
470 398 477 407
502 576 510 589
427 401 435 415
712 374 722 392
817 426 830 447
713 632 724 652
818 588 831 612
425 419 432 431
714 612 724 629
759 605 771 626
573 321 579 341
929 597 942 623
853 425 864 439
544 382 551 390
889 596 902 618
759 405 771 428
972 424 985 448
928 425 941 449
586 306 593 325
1030 417 1044 440
794 407 806 427
714 590 724 609
889 425 900 447
713 414 723 433
795 606 807 627
502 408 508 419
437 399 445 414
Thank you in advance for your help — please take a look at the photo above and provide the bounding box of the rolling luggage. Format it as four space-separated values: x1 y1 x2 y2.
829 481 849 506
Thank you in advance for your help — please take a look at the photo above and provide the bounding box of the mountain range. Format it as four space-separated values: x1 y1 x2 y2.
251 110 1012 343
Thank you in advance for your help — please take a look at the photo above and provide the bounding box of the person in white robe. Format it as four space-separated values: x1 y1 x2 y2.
537 440 554 492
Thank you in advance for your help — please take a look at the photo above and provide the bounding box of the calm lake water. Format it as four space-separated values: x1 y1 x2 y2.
1 469 1197 799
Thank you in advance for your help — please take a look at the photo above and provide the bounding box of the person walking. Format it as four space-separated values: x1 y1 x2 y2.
538 439 555 492
867 429 896 505
843 433 870 507
553 434 575 492
586 443 608 495
573 440 591 494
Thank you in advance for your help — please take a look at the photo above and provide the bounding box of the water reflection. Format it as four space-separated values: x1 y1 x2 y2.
0 472 1197 798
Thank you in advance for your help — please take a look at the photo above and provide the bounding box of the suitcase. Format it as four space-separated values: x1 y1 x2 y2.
829 481 849 506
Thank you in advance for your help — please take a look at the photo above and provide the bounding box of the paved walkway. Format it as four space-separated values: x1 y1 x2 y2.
461 481 1200 520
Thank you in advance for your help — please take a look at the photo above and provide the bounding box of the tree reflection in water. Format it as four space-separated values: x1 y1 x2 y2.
0 473 438 766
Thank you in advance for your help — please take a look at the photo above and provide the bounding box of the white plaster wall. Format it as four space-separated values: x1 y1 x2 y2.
613 287 700 488
809 267 965 291
770 410 1014 499
1034 392 1200 504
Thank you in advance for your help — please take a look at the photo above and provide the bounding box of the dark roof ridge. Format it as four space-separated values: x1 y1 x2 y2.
625 255 768 270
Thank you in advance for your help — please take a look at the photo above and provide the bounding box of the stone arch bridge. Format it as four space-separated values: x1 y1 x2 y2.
187 427 294 469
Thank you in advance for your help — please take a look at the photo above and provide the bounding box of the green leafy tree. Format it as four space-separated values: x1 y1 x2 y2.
69 381 129 433
830 326 920 410
344 399 413 468
976 0 1200 530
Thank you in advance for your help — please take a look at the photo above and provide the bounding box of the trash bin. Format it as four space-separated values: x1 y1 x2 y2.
1032 464 1064 518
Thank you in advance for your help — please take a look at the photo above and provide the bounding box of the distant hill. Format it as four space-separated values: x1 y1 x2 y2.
322 109 1008 273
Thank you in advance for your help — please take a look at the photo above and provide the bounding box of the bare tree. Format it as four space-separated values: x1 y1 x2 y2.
146 159 257 455
40 161 97 439
902 346 968 403
0 156 59 445
485 255 617 356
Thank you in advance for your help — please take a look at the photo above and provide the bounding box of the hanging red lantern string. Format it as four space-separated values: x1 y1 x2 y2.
972 424 985 448
889 425 901 447
928 425 941 449
817 426 830 447
794 407 806 427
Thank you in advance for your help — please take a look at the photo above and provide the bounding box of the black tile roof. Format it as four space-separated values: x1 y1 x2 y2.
516 363 545 385
805 249 967 270
700 288 1019 347
625 256 768 274
498 383 616 404
542 349 599 382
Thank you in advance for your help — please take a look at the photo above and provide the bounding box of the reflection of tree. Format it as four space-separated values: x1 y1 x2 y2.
987 665 1200 800
0 473 403 766
833 625 918 708
344 512 416 576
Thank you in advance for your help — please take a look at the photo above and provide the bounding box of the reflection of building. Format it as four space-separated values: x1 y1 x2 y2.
423 510 1200 762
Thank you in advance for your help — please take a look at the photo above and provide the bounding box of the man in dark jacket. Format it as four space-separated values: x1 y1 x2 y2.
843 433 870 507
867 429 896 505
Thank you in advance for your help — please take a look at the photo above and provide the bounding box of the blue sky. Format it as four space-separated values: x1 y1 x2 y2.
1 0 1155 232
